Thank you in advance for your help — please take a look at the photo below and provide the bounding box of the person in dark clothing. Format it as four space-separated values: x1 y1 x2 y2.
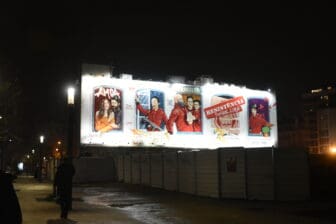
111 95 122 129
0 170 22 224
54 158 75 220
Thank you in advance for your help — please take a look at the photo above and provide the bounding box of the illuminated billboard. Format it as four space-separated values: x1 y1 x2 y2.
81 75 277 149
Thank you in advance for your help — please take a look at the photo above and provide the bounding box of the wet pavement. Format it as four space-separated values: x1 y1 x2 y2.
14 175 336 224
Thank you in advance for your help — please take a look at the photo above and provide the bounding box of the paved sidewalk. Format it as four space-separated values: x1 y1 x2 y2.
14 176 142 224
14 175 336 224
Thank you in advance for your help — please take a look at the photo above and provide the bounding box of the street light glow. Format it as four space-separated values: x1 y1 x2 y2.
330 147 336 154
40 135 44 143
67 87 75 105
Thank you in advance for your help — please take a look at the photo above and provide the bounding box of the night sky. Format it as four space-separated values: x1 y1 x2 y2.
1 3 335 146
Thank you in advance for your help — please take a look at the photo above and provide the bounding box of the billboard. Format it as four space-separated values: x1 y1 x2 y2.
81 75 277 149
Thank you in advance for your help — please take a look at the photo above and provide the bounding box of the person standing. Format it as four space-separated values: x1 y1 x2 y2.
185 96 195 129
136 96 168 131
54 158 75 220
95 98 118 132
0 170 22 224
193 99 202 132
249 104 273 135
111 95 122 130
167 94 193 134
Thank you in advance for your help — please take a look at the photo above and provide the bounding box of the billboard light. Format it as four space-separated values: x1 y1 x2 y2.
120 74 133 80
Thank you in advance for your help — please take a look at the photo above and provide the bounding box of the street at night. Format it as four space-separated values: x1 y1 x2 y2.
2 3 336 224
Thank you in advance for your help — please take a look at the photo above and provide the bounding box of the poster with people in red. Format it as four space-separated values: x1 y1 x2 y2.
81 74 277 149
247 98 273 137
166 93 202 134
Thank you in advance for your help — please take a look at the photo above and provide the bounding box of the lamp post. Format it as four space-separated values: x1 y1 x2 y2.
39 135 44 182
53 141 61 197
67 87 75 160
67 87 75 209
0 115 3 171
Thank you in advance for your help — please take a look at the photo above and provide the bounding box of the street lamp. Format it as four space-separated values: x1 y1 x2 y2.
57 141 62 159
67 86 75 209
67 87 75 105
67 87 75 160
40 135 44 144
38 135 44 182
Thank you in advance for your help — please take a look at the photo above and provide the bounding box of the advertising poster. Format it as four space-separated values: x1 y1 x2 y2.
93 86 122 132
81 74 278 149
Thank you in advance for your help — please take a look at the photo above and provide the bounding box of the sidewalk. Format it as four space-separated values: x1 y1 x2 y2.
14 175 336 224
14 176 142 224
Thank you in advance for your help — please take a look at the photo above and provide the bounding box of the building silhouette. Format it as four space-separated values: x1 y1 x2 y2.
279 86 336 154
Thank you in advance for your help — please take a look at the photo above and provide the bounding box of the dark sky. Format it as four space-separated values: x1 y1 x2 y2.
1 3 335 145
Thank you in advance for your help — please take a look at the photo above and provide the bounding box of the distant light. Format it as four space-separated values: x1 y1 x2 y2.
43 156 46 160
199 76 213 85
267 88 271 92
330 147 336 154
26 155 30 159
168 76 185 84
57 141 61 145
56 148 59 152
103 72 111 77
9 138 12 142
32 149 35 154
120 74 133 80
67 87 75 105
17 162 24 171
40 135 44 143
0 115 2 119
311 88 322 93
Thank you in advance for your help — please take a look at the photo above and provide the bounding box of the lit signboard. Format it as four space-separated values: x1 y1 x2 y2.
81 75 277 149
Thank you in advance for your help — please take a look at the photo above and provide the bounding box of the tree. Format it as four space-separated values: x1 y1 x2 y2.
0 60 23 170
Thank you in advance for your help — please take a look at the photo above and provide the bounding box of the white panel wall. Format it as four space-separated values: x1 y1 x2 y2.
140 153 151 185
163 152 178 191
196 150 219 198
178 152 196 194
150 153 163 188
131 153 141 184
275 148 310 201
113 148 310 201
73 157 116 183
220 149 246 199
247 149 274 200
117 155 124 182
124 154 132 183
